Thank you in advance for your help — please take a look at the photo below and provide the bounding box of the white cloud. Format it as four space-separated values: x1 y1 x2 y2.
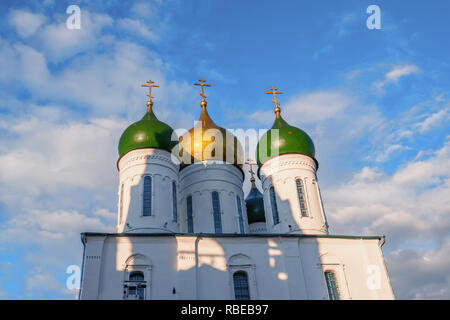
0 209 113 247
131 1 161 18
37 11 113 62
118 18 158 41
26 272 63 292
323 138 450 298
385 64 420 83
0 115 124 199
284 90 354 123
375 144 410 162
0 5 198 299
373 64 420 90
387 242 450 299
414 106 450 133
8 10 46 38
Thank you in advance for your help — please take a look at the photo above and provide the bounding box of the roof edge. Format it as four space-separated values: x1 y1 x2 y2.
80 232 383 241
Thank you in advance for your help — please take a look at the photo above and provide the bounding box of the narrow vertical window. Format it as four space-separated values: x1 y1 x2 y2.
324 271 340 300
269 186 279 224
236 195 245 234
143 176 152 216
172 181 177 222
233 271 250 300
119 183 124 223
212 191 222 233
187 195 194 233
296 178 309 217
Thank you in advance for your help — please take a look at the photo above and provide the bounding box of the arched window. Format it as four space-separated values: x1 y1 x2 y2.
125 271 146 300
269 186 279 225
187 195 194 233
236 195 245 234
143 176 152 216
233 271 250 300
172 181 178 222
296 178 309 217
212 191 222 233
324 271 340 300
129 271 144 282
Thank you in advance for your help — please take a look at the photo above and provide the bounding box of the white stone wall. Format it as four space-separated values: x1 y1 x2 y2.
117 148 179 233
79 234 395 300
179 162 247 234
260 154 328 235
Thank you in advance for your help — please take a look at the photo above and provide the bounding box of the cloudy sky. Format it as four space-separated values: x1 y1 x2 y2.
0 0 449 299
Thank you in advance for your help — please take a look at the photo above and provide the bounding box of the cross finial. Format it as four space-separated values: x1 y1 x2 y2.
245 159 257 186
266 86 283 119
194 77 211 107
141 79 159 112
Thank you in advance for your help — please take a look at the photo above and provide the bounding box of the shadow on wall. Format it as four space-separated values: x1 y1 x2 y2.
92 154 331 300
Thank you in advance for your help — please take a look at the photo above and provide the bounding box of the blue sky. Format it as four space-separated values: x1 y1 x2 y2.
0 0 449 299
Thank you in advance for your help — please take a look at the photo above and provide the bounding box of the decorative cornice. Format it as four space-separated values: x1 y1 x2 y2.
118 148 179 172
260 155 317 180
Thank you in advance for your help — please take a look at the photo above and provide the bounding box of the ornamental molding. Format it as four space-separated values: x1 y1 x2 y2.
180 163 243 182
260 158 316 179
119 149 178 172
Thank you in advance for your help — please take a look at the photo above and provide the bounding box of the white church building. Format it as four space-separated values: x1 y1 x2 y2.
78 79 395 300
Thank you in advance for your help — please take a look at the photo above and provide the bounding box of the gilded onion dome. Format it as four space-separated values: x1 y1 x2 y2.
179 77 243 168
256 86 316 166
118 80 177 158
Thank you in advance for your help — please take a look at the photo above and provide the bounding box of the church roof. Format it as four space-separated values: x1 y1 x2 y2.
118 80 177 158
178 77 244 168
118 104 177 157
256 86 317 166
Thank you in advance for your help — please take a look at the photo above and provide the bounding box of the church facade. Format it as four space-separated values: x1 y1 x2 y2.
79 79 395 300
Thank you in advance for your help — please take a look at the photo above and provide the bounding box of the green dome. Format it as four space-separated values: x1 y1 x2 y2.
245 185 266 224
256 115 316 165
118 107 177 157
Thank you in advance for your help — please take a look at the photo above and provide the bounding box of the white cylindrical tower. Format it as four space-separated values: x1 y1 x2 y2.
256 86 329 235
179 162 246 234
116 87 179 234
259 153 328 234
117 148 179 233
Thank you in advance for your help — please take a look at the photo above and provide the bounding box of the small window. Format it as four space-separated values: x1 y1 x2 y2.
212 191 222 233
296 179 308 217
233 271 250 300
172 181 178 222
143 176 152 216
124 271 146 300
236 195 245 234
324 271 340 300
269 186 279 224
187 195 194 233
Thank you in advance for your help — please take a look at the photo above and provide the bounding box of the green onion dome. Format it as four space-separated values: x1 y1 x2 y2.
118 101 177 158
256 98 316 165
245 182 266 224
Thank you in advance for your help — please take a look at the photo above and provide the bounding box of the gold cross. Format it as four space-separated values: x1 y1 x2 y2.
245 159 256 183
141 79 159 103
194 77 211 102
266 86 283 118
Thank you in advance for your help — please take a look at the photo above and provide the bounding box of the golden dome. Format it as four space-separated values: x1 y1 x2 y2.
179 100 243 167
